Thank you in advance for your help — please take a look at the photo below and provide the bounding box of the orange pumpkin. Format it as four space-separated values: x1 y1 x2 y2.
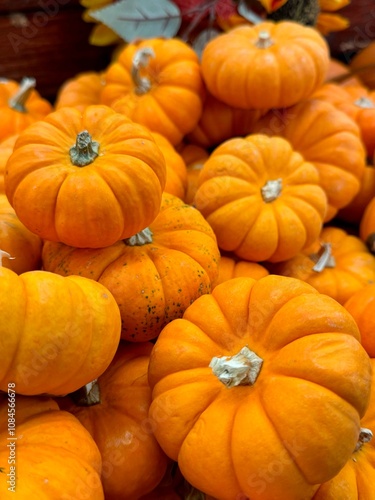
194 134 327 262
345 284 375 358
360 196 375 253
186 92 264 149
55 71 104 111
0 134 18 194
148 275 372 500
0 257 121 396
151 132 188 200
200 21 329 110
0 77 52 142
42 193 220 342
271 226 375 305
5 105 166 248
57 342 169 500
350 41 375 89
214 254 269 288
0 395 104 498
313 82 375 159
313 358 375 499
0 194 42 273
100 38 204 145
253 98 366 221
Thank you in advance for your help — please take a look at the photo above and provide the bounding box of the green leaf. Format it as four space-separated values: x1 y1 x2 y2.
90 0 182 42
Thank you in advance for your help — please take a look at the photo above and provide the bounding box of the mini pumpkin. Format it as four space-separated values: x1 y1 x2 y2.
178 144 209 205
57 342 169 500
360 196 375 253
313 358 375 500
0 253 121 396
0 395 104 498
214 254 269 288
148 275 372 500
0 77 52 142
55 71 104 111
0 194 42 274
200 20 329 110
100 38 205 145
5 105 166 248
194 134 327 262
270 226 375 305
253 98 366 221
42 193 220 342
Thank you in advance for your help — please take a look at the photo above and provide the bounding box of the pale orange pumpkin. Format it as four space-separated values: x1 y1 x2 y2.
0 134 18 194
200 21 329 110
55 71 104 111
345 284 375 358
194 134 327 262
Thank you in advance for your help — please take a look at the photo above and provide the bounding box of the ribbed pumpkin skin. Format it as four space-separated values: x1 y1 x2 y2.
344 284 375 358
200 21 329 110
0 79 52 142
0 395 104 499
0 134 18 194
337 165 375 225
313 359 375 500
42 193 220 342
253 98 366 221
4 105 166 248
55 71 104 111
57 342 169 500
101 38 204 146
271 227 375 305
0 194 43 274
0 268 121 396
194 134 327 262
214 255 269 287
148 276 372 500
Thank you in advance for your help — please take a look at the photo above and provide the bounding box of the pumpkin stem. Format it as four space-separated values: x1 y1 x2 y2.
354 96 375 109
69 130 100 167
209 346 263 388
261 178 282 202
0 249 15 267
131 47 155 95
354 427 373 452
311 243 336 272
255 31 274 49
125 227 153 246
70 379 101 406
8 76 36 113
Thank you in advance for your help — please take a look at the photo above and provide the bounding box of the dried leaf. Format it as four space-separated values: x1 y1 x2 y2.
90 0 182 42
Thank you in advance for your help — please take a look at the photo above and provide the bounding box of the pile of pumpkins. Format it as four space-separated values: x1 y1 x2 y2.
1 18 375 500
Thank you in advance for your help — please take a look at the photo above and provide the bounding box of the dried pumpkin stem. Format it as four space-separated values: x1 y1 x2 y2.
261 178 282 202
125 227 153 246
0 249 15 267
256 31 274 49
209 346 263 388
354 96 375 109
71 379 101 406
311 243 336 272
69 130 100 167
131 47 155 95
8 76 36 112
354 427 373 452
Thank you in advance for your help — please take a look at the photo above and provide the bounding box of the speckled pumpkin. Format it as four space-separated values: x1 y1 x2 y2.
42 193 220 342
